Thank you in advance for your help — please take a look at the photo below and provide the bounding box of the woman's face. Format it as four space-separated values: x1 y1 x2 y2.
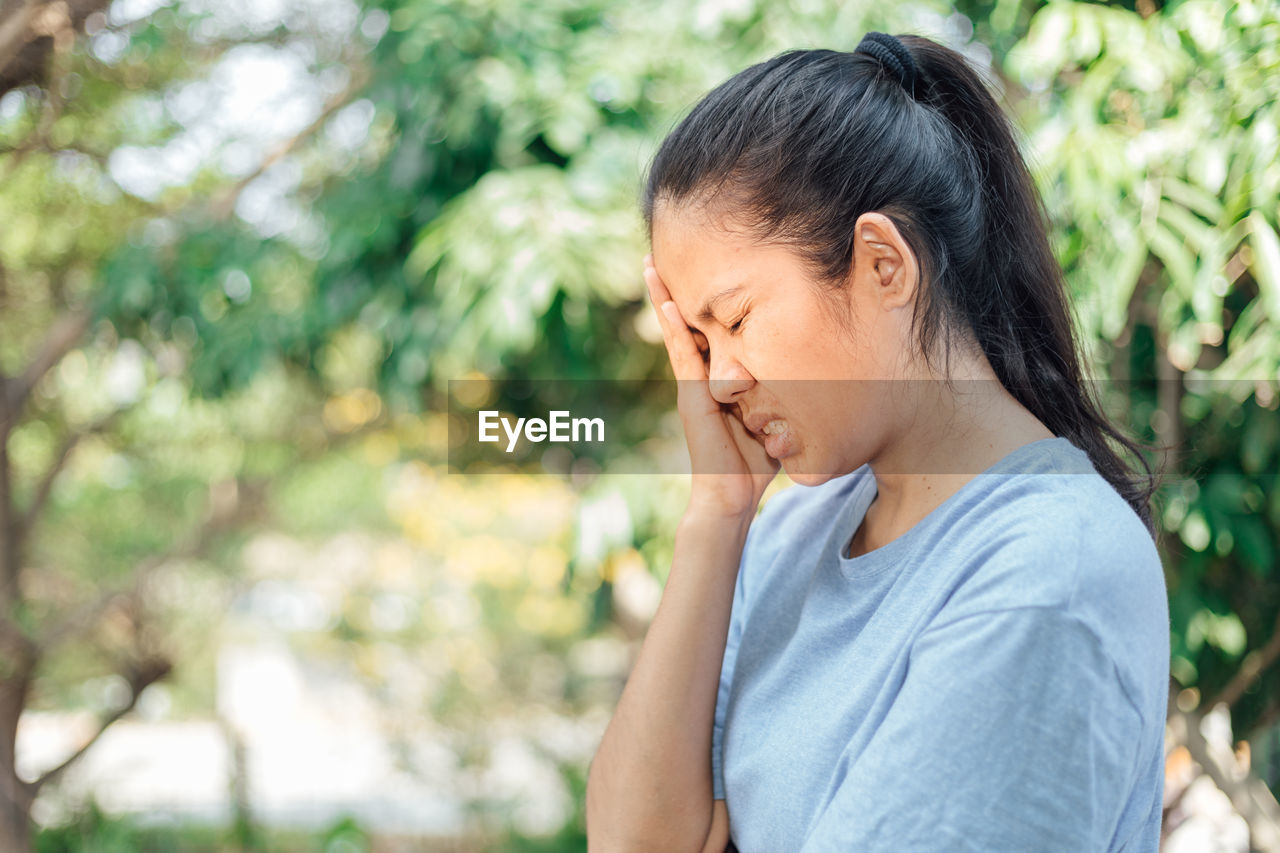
650 205 920 485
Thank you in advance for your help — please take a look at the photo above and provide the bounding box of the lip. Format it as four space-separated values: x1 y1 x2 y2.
743 411 787 436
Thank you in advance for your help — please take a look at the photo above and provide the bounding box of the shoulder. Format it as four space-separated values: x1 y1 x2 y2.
932 439 1160 601
934 443 1169 721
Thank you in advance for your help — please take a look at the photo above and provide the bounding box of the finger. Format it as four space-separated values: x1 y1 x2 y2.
643 261 673 308
644 270 671 344
644 265 712 405
660 300 709 382
725 408 780 480
644 266 680 344
643 264 664 311
645 272 675 325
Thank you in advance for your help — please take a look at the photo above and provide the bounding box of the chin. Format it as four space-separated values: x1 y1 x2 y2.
779 444 868 485
780 458 847 487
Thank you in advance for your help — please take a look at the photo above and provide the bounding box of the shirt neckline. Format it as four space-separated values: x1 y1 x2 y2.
833 437 1086 574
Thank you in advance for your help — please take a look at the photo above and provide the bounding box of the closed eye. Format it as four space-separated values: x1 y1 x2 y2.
727 314 747 335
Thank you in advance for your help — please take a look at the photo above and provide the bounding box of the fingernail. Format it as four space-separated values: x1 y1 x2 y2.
661 301 678 323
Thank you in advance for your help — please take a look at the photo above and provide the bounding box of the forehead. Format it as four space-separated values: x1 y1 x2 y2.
650 203 798 304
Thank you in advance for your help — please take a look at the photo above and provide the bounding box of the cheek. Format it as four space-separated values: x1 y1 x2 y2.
825 314 883 375
784 320 857 377
794 384 879 448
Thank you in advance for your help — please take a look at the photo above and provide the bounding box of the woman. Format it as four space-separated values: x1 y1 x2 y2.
585 32 1170 852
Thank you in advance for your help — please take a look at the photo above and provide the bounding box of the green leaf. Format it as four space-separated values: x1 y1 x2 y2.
1247 210 1280 320
1235 515 1275 577
1101 222 1149 340
1148 219 1197 298
1158 201 1216 255
1162 176 1224 224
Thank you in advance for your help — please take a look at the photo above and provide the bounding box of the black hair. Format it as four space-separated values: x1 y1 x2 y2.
642 36 1164 537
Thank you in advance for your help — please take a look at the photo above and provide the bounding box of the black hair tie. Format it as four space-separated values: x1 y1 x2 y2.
855 32 918 98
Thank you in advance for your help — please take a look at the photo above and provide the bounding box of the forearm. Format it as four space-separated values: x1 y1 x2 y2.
586 509 752 852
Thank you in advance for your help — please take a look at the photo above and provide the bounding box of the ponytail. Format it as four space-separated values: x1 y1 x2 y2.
643 38 1164 537
901 36 1163 538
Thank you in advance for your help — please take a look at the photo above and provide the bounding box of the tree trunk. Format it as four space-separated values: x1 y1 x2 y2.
0 670 34 853
0 790 32 853
2 385 33 853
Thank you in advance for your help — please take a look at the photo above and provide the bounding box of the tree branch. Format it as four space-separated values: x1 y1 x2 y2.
28 410 373 653
0 308 91 435
20 475 271 792
18 408 122 540
0 423 19 607
0 0 41 79
1210 605 1280 711
10 407 376 797
36 475 269 655
209 65 369 222
1176 705 1280 852
29 654 171 793
0 0 75 180
32 586 122 652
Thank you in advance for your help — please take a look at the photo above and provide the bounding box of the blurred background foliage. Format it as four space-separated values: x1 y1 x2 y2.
1 0 1278 849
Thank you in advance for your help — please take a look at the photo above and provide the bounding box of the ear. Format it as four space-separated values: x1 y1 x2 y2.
850 212 919 311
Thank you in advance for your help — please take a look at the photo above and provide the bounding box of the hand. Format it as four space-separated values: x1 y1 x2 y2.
644 254 779 519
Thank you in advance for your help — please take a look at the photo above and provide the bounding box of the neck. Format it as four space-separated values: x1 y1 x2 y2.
854 350 1054 556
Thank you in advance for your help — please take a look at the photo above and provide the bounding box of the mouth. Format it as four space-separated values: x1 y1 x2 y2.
743 411 796 458
744 411 790 437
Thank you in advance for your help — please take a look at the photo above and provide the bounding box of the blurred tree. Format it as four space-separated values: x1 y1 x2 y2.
0 1 376 849
0 1 109 99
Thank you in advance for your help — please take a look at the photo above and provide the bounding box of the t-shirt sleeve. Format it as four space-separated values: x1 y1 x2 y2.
712 515 760 801
798 605 1146 851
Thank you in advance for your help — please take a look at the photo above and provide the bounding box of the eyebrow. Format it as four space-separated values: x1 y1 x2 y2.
694 286 744 324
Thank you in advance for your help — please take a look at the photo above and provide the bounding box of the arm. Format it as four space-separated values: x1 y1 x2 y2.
586 510 749 853
585 254 775 852
798 606 1147 851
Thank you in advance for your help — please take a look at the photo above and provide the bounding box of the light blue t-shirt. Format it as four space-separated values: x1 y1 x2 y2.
712 437 1170 851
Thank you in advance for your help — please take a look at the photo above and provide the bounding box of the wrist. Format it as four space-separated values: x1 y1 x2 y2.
679 503 755 538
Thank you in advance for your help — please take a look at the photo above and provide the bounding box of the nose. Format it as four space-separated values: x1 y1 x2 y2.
707 349 753 404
